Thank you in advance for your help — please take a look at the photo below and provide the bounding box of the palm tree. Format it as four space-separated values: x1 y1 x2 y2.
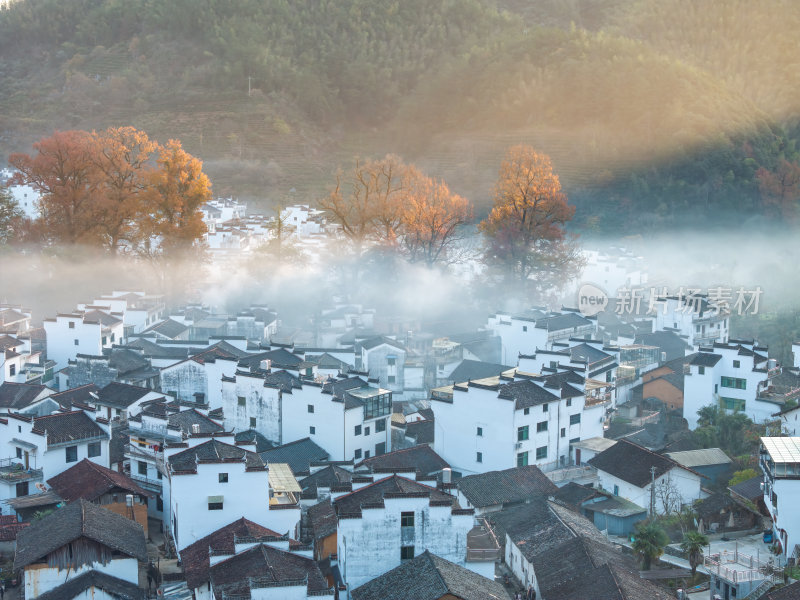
681 531 709 576
632 521 669 570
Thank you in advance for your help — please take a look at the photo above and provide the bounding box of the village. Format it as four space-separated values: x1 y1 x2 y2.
0 179 797 600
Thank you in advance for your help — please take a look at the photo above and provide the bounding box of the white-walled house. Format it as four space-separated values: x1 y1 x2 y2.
166 435 300 551
0 410 110 496
588 439 704 515
44 310 125 373
653 294 729 348
432 369 606 476
0 335 44 384
282 376 392 462
218 369 294 442
94 381 164 422
178 518 307 600
160 347 242 404
125 400 224 519
357 337 407 395
79 292 166 337
14 499 147 600
484 498 667 599
683 341 779 429
760 437 800 563
487 309 596 364
334 474 481 596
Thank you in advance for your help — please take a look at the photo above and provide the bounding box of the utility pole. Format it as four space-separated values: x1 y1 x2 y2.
248 76 252 97
650 466 657 518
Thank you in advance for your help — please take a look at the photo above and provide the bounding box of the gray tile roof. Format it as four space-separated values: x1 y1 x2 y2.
307 499 337 540
169 439 265 474
588 439 689 487
15 499 147 569
456 465 557 509
534 312 592 332
448 359 511 384
210 543 329 599
0 382 47 409
729 474 764 501
180 518 285 590
300 465 353 493
356 445 448 476
258 438 328 475
690 352 723 367
351 550 506 600
32 410 108 445
334 475 454 517
96 382 154 408
34 569 145 600
497 379 561 410
143 318 189 339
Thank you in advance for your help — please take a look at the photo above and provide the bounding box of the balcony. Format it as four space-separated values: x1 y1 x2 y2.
704 550 778 585
0 459 43 484
466 524 501 562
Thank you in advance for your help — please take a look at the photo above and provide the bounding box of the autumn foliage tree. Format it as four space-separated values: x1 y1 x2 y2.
319 154 410 253
479 145 583 296
320 155 473 268
400 174 472 267
757 158 800 220
9 128 211 257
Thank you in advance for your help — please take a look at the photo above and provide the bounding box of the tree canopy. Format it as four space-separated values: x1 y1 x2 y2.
9 128 211 257
479 145 583 297
319 155 473 267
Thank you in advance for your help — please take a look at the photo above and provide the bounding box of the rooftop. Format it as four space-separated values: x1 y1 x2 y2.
14 498 147 569
762 437 800 463
351 550 506 600
457 465 558 508
666 447 732 468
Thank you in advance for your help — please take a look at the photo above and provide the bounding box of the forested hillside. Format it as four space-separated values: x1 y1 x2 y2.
1 0 798 230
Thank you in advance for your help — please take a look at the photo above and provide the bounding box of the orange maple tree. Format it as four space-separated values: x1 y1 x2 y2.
479 145 582 292
400 174 472 267
319 154 410 253
9 128 210 257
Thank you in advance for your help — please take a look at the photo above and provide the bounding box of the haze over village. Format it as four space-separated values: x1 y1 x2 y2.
1 2 800 600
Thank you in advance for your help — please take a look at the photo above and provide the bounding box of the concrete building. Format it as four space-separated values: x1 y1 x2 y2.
761 437 800 563
334 474 482 595
653 294 729 348
44 311 125 373
683 341 780 429
487 309 596 364
282 376 392 462
166 435 300 551
431 369 606 476
0 410 110 502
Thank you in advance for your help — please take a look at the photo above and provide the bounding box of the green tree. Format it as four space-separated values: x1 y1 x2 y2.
681 531 709 576
728 468 759 488
632 521 669 570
